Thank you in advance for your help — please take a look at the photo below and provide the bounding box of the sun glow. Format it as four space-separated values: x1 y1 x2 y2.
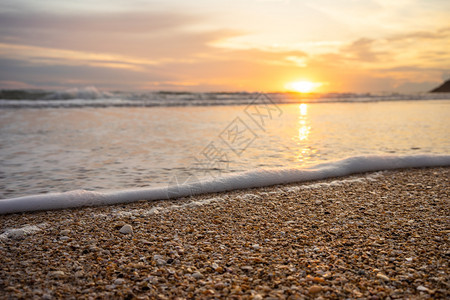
286 81 322 93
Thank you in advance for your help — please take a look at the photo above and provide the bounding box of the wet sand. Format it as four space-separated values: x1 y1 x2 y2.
0 167 449 299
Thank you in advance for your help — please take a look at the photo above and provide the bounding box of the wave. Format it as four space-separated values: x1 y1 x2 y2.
0 154 449 214
45 86 114 100
1 87 450 108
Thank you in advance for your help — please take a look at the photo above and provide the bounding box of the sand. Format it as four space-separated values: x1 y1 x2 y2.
0 167 449 299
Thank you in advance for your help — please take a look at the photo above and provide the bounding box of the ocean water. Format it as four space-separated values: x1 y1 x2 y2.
0 90 449 205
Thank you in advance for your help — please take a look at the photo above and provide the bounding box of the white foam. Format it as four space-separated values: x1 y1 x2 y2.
0 154 449 214
99 196 226 219
107 176 374 218
46 86 113 100
295 172 384 190
0 223 47 240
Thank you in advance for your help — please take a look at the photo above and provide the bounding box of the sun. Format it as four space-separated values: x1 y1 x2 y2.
286 81 322 93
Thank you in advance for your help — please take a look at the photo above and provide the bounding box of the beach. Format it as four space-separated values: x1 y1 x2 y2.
1 167 448 299
1 1 449 298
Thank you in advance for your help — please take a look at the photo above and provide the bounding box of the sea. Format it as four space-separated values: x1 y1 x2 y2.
0 87 449 213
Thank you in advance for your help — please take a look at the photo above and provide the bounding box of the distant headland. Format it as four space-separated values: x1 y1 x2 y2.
430 79 450 92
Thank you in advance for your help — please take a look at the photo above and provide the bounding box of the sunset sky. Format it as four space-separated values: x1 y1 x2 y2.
0 0 449 93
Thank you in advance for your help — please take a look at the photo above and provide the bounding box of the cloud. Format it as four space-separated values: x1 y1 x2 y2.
0 43 161 71
341 38 385 62
285 56 307 67
371 65 447 84
387 27 450 42
394 81 437 92
0 57 172 90
0 11 232 60
0 8 249 90
0 11 198 33
0 7 311 91
210 48 309 67
314 26 450 67
0 80 36 89
442 71 450 81
299 24 450 92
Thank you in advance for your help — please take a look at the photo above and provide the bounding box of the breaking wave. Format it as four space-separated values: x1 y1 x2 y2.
1 87 449 108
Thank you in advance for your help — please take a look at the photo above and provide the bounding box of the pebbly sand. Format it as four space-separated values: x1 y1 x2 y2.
0 167 448 299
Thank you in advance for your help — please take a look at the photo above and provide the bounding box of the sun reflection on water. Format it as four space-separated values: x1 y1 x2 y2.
299 103 307 116
297 104 312 163
298 104 310 141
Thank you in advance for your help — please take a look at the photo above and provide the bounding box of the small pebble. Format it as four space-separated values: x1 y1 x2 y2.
192 272 203 280
416 285 430 293
153 254 164 260
74 270 84 278
48 271 65 278
376 273 390 281
156 259 166 266
308 285 322 294
119 224 133 234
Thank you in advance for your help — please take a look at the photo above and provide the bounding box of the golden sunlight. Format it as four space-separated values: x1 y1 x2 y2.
286 81 322 93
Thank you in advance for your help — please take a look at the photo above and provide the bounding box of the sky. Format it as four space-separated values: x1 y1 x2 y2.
0 0 449 93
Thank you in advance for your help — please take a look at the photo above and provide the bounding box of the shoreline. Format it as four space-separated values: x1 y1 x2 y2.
2 154 449 215
1 167 449 299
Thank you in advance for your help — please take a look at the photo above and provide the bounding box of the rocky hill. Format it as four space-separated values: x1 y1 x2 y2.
430 79 450 92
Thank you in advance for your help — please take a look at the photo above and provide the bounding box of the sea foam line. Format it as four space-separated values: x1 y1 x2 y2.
0 154 449 215
0 223 48 240
99 172 383 219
